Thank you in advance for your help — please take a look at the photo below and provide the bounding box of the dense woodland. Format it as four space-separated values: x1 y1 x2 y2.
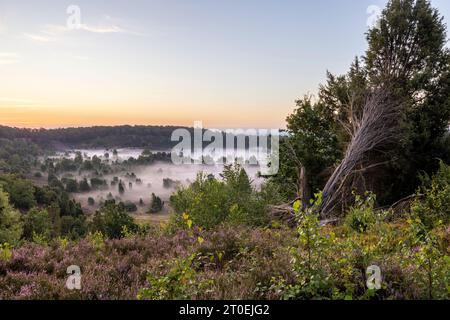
0 125 270 151
0 125 185 149
0 0 449 300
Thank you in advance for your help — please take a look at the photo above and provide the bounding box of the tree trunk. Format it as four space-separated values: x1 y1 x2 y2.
298 165 310 210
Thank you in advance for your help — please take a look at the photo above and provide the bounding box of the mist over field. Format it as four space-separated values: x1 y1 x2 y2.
46 148 263 214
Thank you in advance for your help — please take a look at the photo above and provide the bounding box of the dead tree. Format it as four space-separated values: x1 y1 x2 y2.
283 139 310 210
319 87 404 217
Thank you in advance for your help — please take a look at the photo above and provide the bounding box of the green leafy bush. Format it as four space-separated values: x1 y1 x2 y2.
138 253 213 300
0 243 12 262
170 164 268 229
344 192 377 233
148 193 164 213
0 176 37 210
0 187 23 245
281 198 334 299
404 217 450 299
90 201 138 239
411 161 450 229
22 208 53 242
87 197 95 206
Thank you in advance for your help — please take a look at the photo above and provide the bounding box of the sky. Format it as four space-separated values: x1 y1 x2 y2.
0 0 449 129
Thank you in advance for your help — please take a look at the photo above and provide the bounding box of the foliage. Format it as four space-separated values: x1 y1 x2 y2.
59 215 88 240
0 209 447 300
0 243 13 262
273 0 450 209
170 164 268 229
404 217 450 299
411 161 450 229
0 138 42 174
64 179 79 193
281 197 334 299
87 197 95 206
138 253 213 300
122 201 138 213
0 176 37 210
22 208 53 242
79 178 91 192
366 0 450 204
344 192 377 233
90 201 138 239
148 193 164 213
271 98 342 200
0 187 23 246
118 181 125 195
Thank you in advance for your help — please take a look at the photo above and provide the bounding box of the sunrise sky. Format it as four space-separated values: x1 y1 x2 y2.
1 0 449 129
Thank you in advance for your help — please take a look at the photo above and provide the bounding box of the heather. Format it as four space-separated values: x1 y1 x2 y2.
0 210 448 300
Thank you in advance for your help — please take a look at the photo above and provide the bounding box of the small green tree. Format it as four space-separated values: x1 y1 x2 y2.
411 161 450 229
7 179 37 210
149 193 164 213
170 173 229 229
22 208 53 242
118 181 125 195
284 197 334 299
91 201 138 239
79 178 91 192
65 178 79 193
0 187 23 245
344 192 377 233
405 217 449 299
170 165 268 229
88 197 95 206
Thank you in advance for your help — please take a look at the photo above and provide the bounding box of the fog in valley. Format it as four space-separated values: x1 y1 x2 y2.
45 148 263 215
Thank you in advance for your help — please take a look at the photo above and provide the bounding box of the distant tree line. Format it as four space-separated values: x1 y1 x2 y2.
0 125 272 150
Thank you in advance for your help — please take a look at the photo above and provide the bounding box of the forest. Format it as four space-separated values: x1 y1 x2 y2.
0 0 449 300
0 125 186 149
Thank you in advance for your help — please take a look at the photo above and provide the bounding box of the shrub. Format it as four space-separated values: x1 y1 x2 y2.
87 197 95 206
122 201 138 213
170 164 268 229
118 181 125 195
60 215 88 240
91 201 138 239
64 179 79 193
148 193 164 213
34 172 43 178
0 187 23 246
22 208 53 242
282 199 334 299
90 178 107 190
137 254 213 300
411 161 450 229
170 173 229 229
404 217 450 299
0 178 37 210
0 243 12 262
79 178 90 192
344 192 377 233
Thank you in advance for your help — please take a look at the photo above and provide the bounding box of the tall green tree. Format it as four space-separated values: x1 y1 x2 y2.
304 0 449 208
364 0 450 201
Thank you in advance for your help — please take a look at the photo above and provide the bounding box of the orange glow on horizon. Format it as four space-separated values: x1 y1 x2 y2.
0 104 287 129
